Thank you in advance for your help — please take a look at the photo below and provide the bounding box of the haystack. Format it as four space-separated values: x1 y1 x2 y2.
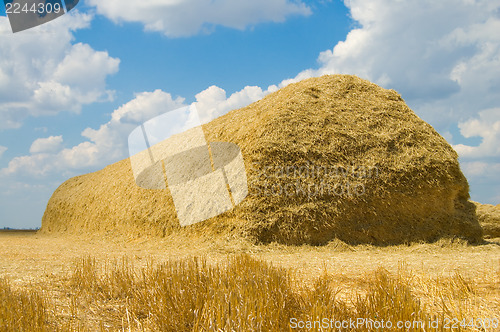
41 75 483 245
473 202 500 238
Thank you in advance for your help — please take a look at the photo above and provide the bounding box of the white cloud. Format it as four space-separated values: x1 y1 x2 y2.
0 12 120 130
460 161 500 178
194 85 275 123
275 0 500 203
1 90 186 176
52 43 119 93
1 153 54 177
459 160 500 204
283 0 500 126
0 83 275 177
30 136 64 154
61 90 187 168
111 89 185 124
87 0 311 37
453 108 500 159
3 0 500 205
0 146 7 159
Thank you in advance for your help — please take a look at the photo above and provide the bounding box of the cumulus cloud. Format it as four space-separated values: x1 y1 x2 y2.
283 0 500 126
0 82 276 177
452 107 500 203
0 12 120 130
87 0 311 37
1 90 186 176
460 161 500 178
0 146 7 159
459 159 500 205
3 0 499 204
30 136 64 154
60 90 187 168
276 0 500 202
194 84 276 123
453 108 500 159
111 90 185 124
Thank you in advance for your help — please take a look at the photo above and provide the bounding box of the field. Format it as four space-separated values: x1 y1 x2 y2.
0 230 499 331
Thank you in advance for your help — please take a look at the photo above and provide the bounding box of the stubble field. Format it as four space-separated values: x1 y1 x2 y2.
1 230 499 331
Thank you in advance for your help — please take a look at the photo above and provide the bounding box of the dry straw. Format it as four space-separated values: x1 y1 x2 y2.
41 75 483 245
473 202 500 238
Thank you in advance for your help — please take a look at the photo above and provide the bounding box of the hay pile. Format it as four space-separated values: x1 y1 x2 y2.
41 75 483 245
473 202 500 238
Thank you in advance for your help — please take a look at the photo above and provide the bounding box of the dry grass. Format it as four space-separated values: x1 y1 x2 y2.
0 278 49 331
1 247 499 331
41 75 482 245
474 202 500 238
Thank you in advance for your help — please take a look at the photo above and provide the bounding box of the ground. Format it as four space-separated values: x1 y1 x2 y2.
1 230 499 331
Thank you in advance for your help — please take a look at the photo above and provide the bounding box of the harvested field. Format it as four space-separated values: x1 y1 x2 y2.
0 231 499 331
11 75 496 331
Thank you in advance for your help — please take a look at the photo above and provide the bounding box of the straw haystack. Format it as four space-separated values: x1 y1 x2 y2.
474 202 500 238
41 75 483 245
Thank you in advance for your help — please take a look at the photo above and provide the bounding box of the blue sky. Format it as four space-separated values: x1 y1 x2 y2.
1 0 499 229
